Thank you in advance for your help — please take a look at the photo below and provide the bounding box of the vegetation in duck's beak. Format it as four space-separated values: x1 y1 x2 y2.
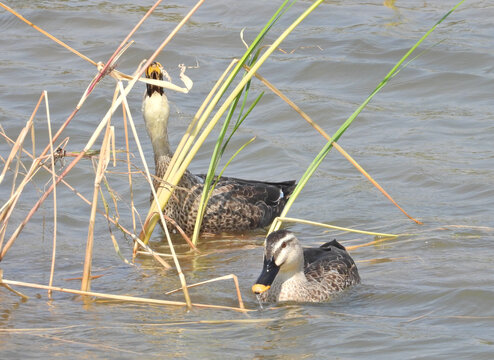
252 256 280 294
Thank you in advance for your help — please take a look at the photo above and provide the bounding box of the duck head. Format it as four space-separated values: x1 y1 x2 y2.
145 61 164 97
252 230 304 295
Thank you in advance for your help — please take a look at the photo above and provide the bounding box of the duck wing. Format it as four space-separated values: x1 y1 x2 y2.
303 240 360 290
196 175 296 202
189 177 295 233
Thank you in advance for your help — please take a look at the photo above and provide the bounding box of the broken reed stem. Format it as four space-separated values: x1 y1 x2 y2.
0 128 137 241
0 0 174 261
0 2 97 66
81 122 112 292
346 237 398 251
132 237 172 270
249 67 421 225
44 91 58 298
165 274 245 310
0 94 49 251
276 217 398 238
0 278 250 313
122 97 137 234
84 0 165 96
118 81 191 309
0 93 42 184
0 92 44 212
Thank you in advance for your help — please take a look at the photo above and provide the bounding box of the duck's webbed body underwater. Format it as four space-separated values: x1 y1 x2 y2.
252 230 360 303
142 62 296 235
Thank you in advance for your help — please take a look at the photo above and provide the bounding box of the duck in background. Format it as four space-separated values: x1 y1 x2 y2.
142 62 296 235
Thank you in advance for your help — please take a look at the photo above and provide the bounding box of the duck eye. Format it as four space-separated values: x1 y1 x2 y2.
281 242 287 249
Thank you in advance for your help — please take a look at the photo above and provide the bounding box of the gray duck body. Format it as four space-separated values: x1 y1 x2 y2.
143 62 295 235
253 230 360 303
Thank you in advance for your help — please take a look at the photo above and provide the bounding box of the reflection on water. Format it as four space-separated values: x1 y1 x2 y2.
1 0 494 358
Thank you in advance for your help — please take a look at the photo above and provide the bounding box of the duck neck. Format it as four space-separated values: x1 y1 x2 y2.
143 91 172 172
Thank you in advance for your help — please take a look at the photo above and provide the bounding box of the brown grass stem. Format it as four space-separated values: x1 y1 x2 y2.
249 67 421 225
118 81 191 308
0 2 98 66
0 127 137 241
0 0 203 261
276 217 398 238
346 237 398 251
0 277 250 313
132 237 172 270
44 91 58 298
165 274 245 310
81 122 112 292
0 92 42 184
122 96 136 234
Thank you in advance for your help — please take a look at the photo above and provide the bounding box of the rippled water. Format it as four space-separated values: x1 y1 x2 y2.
1 0 494 358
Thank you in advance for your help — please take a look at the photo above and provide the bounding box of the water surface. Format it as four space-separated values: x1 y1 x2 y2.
1 0 493 358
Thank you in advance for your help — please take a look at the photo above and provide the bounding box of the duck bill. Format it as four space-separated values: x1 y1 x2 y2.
145 63 163 96
252 257 280 295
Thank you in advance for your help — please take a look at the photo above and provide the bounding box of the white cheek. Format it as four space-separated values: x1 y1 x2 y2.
275 251 287 267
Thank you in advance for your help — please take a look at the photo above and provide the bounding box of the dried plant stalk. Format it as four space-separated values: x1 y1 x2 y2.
44 92 58 298
0 277 250 313
118 81 192 309
249 67 421 225
0 0 179 260
81 122 112 292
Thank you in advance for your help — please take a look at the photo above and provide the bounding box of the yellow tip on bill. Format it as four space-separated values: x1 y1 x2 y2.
252 284 270 294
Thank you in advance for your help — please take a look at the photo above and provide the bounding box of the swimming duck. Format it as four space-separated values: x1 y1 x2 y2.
252 230 360 302
142 62 296 235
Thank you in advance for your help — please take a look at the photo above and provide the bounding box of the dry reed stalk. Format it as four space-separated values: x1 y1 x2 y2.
0 94 48 250
118 81 191 308
44 91 58 298
0 128 140 242
0 269 28 299
346 237 398 251
276 217 398 238
132 237 171 270
81 122 112 292
357 256 413 264
33 333 141 355
122 99 136 234
0 93 42 184
0 277 250 313
0 2 98 66
248 67 421 225
164 274 245 310
0 0 176 260
98 183 134 266
0 92 44 214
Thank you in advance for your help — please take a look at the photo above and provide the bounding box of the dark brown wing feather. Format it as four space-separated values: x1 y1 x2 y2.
303 240 360 294
169 175 296 234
